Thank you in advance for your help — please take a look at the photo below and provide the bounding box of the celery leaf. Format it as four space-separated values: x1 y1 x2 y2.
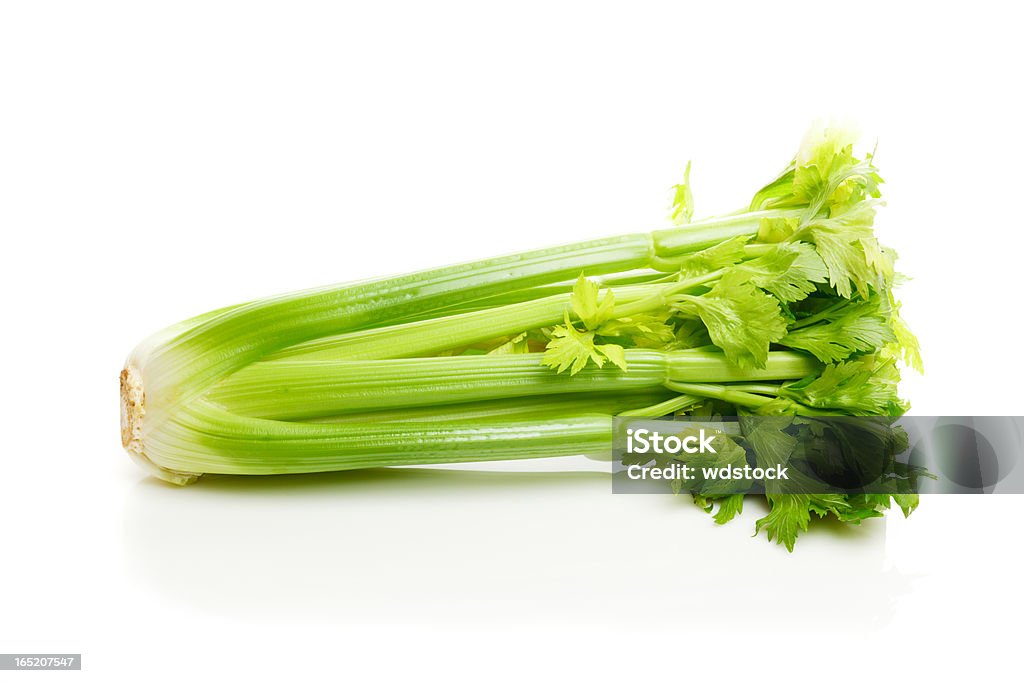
674 234 751 279
754 495 812 552
596 312 676 348
780 355 905 415
488 332 531 355
543 313 628 375
710 494 745 524
672 273 788 369
670 161 694 225
570 274 616 329
732 243 828 303
795 204 880 299
782 297 896 363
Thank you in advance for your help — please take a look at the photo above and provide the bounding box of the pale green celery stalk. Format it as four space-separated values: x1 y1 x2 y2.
267 265 732 364
267 284 658 361
649 209 801 255
305 390 676 424
664 382 779 409
720 383 783 396
209 351 667 420
148 402 614 478
665 381 832 416
617 393 703 417
122 212 796 481
208 350 819 421
135 235 649 411
382 269 670 325
665 349 817 382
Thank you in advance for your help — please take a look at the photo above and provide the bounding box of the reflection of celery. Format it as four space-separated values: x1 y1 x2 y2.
120 124 919 550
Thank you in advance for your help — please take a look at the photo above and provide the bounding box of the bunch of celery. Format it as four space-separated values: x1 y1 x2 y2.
120 125 920 550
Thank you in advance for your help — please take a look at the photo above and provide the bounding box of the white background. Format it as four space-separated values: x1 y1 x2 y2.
2 1 1022 680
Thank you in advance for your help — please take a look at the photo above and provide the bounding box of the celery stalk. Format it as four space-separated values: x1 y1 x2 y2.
149 402 614 478
208 350 819 420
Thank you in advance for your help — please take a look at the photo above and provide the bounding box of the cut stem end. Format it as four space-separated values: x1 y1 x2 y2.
119 365 200 486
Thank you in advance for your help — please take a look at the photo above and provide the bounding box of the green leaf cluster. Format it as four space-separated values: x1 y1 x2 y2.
538 124 923 550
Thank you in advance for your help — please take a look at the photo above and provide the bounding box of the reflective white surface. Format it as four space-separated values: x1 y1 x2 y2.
123 462 909 628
